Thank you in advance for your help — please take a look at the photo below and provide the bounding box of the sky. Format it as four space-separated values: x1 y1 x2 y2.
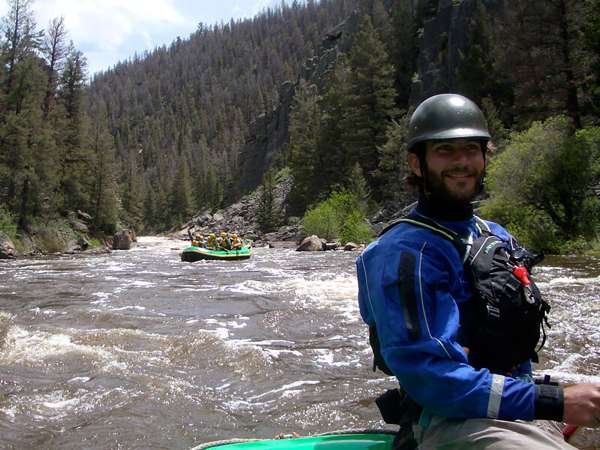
0 0 281 75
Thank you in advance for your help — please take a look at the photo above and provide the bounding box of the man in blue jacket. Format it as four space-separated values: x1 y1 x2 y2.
356 94 600 448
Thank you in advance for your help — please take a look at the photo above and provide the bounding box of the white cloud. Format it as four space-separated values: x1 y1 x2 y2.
0 0 287 74
35 0 188 50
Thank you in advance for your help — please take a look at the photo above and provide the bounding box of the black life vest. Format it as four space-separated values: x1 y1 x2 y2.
370 215 551 375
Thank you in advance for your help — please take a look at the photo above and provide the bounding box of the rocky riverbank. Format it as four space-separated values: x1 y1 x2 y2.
0 211 141 259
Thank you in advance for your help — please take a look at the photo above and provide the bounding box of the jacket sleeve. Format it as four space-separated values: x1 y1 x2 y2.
357 240 537 421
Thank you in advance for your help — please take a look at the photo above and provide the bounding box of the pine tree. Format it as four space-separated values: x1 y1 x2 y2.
143 186 158 232
57 46 92 213
0 0 46 229
41 16 68 118
288 80 321 215
89 103 119 233
342 15 398 199
346 162 371 213
1 0 43 108
256 168 279 233
317 56 352 193
170 155 194 226
374 115 412 205
122 145 144 230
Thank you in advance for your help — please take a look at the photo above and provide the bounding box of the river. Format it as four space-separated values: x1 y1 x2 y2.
0 237 599 449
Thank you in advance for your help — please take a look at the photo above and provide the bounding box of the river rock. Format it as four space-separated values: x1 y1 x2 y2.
343 242 360 251
324 241 340 251
296 235 325 251
113 230 136 250
0 232 16 259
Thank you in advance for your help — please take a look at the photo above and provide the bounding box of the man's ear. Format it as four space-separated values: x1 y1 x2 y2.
407 152 422 177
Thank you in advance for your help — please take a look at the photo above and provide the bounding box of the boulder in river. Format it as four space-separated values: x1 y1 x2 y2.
324 241 340 251
113 229 136 250
0 232 16 259
343 242 360 251
296 235 325 251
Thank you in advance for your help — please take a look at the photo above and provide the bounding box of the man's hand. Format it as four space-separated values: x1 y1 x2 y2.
563 383 600 427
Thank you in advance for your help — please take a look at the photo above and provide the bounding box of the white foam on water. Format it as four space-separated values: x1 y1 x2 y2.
313 348 359 368
198 326 230 340
247 380 320 401
41 392 81 410
0 327 114 365
99 262 128 272
243 339 295 347
262 349 303 358
228 321 247 329
129 280 155 288
110 305 146 312
222 280 274 295
29 307 56 316
539 275 600 287
283 274 360 321
534 369 600 385
222 398 271 410
68 377 91 383
280 389 302 399
558 352 590 367
90 292 111 305
174 286 214 292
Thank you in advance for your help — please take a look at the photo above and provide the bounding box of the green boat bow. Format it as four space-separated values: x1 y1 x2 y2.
191 430 396 449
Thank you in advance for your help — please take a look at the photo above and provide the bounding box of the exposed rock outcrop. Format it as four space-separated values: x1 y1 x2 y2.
231 12 361 200
410 0 504 103
0 232 16 259
181 175 299 245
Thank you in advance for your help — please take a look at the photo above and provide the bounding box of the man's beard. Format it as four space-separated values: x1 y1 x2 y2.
423 166 485 207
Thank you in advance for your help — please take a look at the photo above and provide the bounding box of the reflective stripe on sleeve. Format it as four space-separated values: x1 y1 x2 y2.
487 374 506 419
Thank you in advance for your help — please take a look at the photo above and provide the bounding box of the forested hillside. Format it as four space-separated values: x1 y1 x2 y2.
87 0 357 232
1 0 599 253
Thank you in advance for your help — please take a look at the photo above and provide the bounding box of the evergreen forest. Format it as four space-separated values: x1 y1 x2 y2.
1 0 599 254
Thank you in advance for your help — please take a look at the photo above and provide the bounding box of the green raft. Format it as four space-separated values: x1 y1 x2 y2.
191 430 396 450
181 245 252 262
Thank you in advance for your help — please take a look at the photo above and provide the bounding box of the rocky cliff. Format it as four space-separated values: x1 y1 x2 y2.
411 0 504 103
232 0 504 201
231 11 361 200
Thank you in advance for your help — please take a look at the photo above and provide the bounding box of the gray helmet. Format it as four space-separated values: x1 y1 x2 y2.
407 94 491 151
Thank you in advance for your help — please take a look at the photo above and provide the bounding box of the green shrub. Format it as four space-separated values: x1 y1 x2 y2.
483 118 600 253
480 198 562 253
302 190 373 244
88 238 103 248
302 201 339 241
339 210 373 244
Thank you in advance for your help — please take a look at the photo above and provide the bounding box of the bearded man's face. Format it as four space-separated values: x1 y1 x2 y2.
409 139 486 203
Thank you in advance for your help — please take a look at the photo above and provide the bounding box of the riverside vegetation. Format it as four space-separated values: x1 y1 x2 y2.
0 0 599 254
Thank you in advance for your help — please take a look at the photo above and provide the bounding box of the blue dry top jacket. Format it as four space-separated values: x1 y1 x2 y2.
356 210 538 421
